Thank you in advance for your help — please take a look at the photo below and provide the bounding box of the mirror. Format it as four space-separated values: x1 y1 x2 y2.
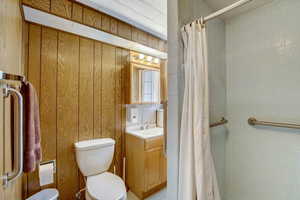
131 64 160 104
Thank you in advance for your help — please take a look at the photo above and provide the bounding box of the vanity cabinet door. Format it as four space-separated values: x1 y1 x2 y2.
145 148 161 190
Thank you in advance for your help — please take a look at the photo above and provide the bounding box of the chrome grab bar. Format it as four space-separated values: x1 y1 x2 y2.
2 86 24 186
210 117 228 128
248 117 300 130
0 71 25 82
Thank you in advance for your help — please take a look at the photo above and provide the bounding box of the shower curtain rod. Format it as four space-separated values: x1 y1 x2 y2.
187 0 253 25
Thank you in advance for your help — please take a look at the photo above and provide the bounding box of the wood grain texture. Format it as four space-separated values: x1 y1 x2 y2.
27 23 42 196
132 28 148 46
23 0 50 11
158 40 166 52
148 35 159 50
28 24 41 98
101 44 116 139
0 93 3 200
25 23 130 199
51 0 72 19
121 49 129 177
22 20 29 200
101 14 111 32
110 18 118 35
57 31 79 200
145 149 161 190
160 60 168 102
93 42 102 139
22 0 167 52
40 27 58 189
72 3 83 23
79 38 94 141
115 48 123 176
0 13 24 200
118 21 132 40
101 44 115 173
125 134 145 198
126 134 166 199
160 150 167 184
83 7 102 30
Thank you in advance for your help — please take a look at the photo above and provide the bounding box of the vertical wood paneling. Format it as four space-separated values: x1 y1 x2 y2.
118 22 132 40
110 18 118 35
101 44 116 140
83 8 102 30
115 48 123 176
22 1 167 52
72 3 83 23
158 40 166 52
94 42 102 139
27 23 42 196
0 93 4 200
160 60 168 102
148 35 159 50
132 28 138 43
23 0 50 12
101 14 111 32
121 49 129 176
51 0 72 19
40 27 58 189
132 28 148 46
79 38 94 141
57 32 79 200
28 24 41 98
25 23 131 199
139 31 149 46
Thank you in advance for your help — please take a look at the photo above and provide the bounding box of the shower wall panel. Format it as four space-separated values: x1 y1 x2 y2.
226 0 300 199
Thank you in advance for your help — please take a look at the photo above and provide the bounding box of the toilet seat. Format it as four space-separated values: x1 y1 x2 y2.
86 172 127 200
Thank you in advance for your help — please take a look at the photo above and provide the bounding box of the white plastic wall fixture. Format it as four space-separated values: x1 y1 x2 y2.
22 5 167 59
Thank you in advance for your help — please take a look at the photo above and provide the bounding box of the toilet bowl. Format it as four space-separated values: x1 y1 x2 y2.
74 138 127 200
85 172 126 200
26 188 59 200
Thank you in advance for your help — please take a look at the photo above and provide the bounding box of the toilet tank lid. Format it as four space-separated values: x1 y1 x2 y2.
26 189 59 200
75 138 115 151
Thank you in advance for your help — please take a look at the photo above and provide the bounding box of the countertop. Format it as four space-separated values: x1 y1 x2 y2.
126 127 164 139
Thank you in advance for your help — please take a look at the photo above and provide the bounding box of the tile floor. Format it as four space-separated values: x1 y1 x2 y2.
127 188 167 200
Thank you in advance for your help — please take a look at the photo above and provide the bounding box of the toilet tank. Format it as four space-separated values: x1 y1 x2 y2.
75 138 115 177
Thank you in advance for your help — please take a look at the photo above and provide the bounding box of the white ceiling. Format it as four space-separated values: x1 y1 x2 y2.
204 0 274 19
76 0 167 40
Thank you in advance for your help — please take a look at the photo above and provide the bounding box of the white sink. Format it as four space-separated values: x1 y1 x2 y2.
126 127 163 139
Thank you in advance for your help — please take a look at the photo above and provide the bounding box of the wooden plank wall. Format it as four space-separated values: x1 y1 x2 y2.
0 0 25 199
22 0 167 52
25 23 129 200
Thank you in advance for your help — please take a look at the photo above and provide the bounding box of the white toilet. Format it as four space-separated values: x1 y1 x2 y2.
74 138 127 200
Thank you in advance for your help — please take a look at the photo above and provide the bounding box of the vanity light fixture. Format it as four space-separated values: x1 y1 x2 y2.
154 58 160 64
138 53 145 60
146 56 153 62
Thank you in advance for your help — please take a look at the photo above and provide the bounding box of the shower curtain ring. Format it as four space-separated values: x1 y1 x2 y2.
200 17 205 28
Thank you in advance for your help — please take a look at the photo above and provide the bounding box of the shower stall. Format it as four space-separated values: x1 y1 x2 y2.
168 0 300 199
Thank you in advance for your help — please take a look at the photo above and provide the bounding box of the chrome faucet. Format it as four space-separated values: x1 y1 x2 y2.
141 121 150 130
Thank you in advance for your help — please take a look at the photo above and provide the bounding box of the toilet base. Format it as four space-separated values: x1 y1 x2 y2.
86 191 127 200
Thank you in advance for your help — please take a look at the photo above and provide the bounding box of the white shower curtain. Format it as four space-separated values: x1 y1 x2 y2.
178 21 221 200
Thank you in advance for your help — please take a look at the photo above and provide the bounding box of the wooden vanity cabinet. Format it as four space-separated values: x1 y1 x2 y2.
125 134 167 199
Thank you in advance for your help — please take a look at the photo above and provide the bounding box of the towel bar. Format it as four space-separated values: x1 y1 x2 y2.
248 117 300 130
